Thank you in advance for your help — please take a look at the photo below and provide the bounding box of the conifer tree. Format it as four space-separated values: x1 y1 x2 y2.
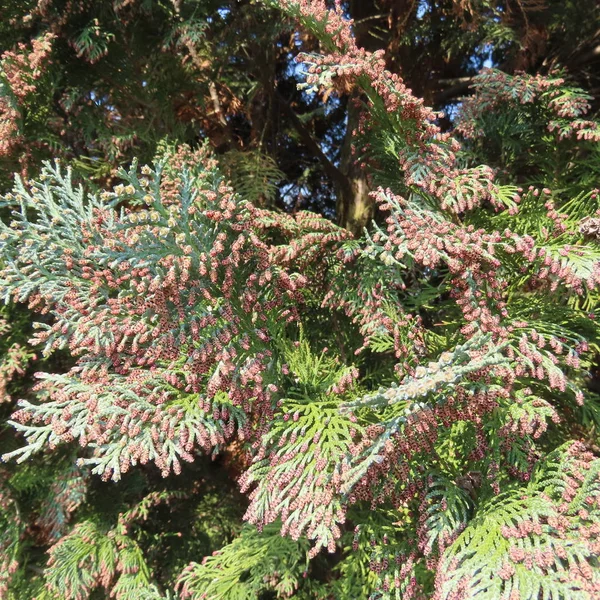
0 1 599 599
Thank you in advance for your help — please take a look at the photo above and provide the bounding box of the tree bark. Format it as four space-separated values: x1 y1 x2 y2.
336 96 374 236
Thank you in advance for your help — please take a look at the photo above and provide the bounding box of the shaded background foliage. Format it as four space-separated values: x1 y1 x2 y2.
1 0 598 216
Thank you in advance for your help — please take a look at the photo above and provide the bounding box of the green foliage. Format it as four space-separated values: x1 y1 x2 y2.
44 519 157 600
177 524 309 599
0 480 24 597
221 149 285 206
0 303 35 404
436 443 600 600
241 337 363 556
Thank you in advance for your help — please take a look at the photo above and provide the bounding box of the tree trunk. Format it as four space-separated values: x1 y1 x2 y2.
336 96 374 236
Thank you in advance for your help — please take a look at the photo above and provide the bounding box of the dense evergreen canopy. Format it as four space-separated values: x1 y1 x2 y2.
0 1 599 598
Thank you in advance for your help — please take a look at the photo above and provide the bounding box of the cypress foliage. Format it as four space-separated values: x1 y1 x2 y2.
0 1 599 599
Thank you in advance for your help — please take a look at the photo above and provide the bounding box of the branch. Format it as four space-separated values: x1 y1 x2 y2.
571 43 600 67
274 90 352 196
434 77 475 104
208 81 228 127
437 77 474 86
